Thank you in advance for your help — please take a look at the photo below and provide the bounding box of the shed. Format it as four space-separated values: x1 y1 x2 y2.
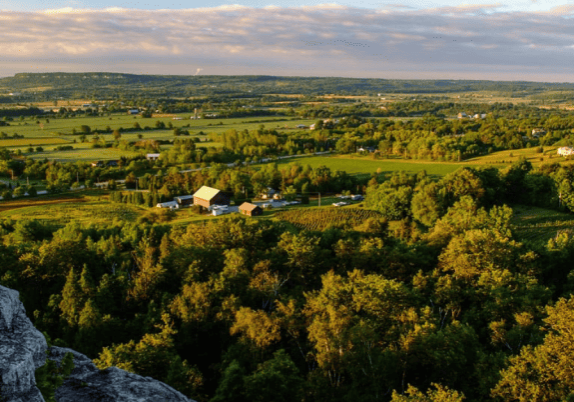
146 153 161 161
239 202 263 217
156 201 179 209
174 195 194 207
193 186 230 208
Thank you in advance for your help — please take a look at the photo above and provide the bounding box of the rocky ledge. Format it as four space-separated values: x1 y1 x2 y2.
0 285 195 402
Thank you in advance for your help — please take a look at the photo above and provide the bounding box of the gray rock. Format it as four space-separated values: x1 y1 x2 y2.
0 285 46 402
0 285 195 402
48 346 194 402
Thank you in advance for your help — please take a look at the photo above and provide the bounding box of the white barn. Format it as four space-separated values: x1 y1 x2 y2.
558 147 574 156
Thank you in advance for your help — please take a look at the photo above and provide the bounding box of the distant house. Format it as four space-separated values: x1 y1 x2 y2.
128 109 139 115
357 146 377 153
296 125 308 129
532 129 546 138
106 160 118 167
91 161 103 167
457 112 468 119
174 195 194 207
146 153 161 161
558 147 574 156
156 201 179 209
239 202 262 217
260 187 278 199
193 186 230 209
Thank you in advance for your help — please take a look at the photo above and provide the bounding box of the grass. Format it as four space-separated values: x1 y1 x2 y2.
0 192 145 225
0 137 70 147
28 143 141 162
2 114 315 160
276 155 465 179
511 205 574 243
464 146 569 168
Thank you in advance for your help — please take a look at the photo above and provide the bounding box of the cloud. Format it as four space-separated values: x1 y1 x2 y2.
1 4 574 81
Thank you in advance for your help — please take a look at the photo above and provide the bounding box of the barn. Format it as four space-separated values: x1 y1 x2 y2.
239 202 263 217
192 186 230 209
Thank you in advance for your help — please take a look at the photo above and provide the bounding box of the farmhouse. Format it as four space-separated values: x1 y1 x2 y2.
558 147 574 156
260 187 278 199
193 186 230 209
174 195 194 207
239 202 263 217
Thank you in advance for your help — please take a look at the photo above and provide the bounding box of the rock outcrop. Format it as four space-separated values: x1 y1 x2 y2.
47 347 193 402
0 285 195 402
0 284 47 402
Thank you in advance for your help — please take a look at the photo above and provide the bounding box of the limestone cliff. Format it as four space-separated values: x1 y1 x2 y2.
0 285 195 402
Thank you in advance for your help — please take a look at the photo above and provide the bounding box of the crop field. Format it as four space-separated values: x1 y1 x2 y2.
274 207 383 231
0 195 143 225
511 205 574 243
464 146 569 167
276 155 465 178
1 114 315 160
0 194 88 213
28 143 141 162
0 137 70 147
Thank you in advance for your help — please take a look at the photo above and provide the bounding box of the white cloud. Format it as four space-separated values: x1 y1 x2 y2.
1 4 574 81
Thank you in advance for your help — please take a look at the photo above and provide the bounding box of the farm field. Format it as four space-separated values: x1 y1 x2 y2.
464 146 570 167
1 114 315 160
0 115 314 141
276 155 465 178
0 137 70 147
27 143 141 162
0 193 144 225
511 205 574 243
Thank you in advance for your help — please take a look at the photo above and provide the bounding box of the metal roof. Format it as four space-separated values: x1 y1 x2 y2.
193 186 221 201
239 202 260 212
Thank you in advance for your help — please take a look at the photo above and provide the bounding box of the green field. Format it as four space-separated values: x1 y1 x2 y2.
1 114 315 161
276 155 465 178
511 205 574 243
28 143 141 162
0 193 144 225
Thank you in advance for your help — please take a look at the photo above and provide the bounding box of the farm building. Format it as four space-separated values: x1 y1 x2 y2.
156 201 179 209
146 153 161 161
174 195 194 207
239 202 263 217
558 147 574 156
193 186 230 209
260 187 278 199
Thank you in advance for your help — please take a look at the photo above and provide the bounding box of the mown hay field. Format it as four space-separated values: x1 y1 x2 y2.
0 196 143 225
27 144 141 162
0 137 70 147
511 205 574 243
276 155 465 178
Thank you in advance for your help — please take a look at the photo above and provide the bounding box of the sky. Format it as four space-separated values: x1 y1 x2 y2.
2 0 574 82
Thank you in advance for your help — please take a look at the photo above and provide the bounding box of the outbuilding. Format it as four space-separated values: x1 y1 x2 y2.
193 186 230 209
174 195 194 207
156 201 179 209
239 202 263 217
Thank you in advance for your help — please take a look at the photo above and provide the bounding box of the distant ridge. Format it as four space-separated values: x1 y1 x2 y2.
1 72 574 100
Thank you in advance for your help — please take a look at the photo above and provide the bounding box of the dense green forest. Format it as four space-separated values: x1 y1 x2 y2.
2 159 574 401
